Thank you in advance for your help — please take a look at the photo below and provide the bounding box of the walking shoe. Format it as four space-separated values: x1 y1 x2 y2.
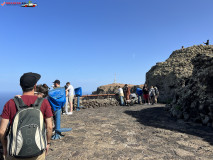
67 112 73 115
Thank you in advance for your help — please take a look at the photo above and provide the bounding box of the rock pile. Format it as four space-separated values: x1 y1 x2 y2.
146 44 213 125
74 98 120 109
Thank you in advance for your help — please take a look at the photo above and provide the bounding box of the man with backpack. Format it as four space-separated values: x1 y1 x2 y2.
149 86 156 105
0 72 53 160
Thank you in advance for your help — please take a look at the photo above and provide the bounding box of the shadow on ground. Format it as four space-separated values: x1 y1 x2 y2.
124 105 213 146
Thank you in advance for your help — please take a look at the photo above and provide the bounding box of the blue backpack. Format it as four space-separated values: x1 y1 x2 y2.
48 87 66 111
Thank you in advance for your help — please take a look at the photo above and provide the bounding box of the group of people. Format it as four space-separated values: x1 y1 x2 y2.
117 84 159 106
35 80 75 115
117 84 131 106
0 72 75 160
142 84 159 105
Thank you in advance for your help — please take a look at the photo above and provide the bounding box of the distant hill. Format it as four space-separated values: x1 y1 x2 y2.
92 83 144 95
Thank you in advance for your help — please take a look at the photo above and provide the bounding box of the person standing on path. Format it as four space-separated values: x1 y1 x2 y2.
149 86 156 105
143 84 150 105
65 82 74 115
154 86 159 104
118 86 124 106
0 72 53 160
53 80 65 114
124 84 131 105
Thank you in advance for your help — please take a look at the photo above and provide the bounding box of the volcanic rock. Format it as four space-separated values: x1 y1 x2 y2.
146 45 213 126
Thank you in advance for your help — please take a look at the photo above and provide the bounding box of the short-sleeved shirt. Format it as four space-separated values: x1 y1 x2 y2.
1 95 53 124
67 85 74 96
118 88 124 96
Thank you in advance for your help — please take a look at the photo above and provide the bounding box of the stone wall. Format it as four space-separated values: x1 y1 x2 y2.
74 98 120 109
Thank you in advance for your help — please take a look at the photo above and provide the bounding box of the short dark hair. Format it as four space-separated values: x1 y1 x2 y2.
66 82 70 85
21 86 34 92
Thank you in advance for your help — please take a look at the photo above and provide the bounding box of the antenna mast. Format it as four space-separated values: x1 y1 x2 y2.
114 73 116 83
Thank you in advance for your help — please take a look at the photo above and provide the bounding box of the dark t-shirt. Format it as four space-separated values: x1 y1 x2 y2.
1 95 53 124
143 87 149 95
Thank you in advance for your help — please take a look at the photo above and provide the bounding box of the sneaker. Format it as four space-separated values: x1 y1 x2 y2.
148 103 151 105
67 112 73 115
62 112 66 115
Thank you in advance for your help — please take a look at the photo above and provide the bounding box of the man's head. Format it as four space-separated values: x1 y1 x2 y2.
53 80 60 88
20 72 41 92
66 82 70 86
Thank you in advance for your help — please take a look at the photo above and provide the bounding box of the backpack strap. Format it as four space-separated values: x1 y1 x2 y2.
32 97 44 109
13 96 28 111
13 97 44 111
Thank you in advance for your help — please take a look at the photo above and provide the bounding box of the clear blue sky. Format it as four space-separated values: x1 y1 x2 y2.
0 0 213 94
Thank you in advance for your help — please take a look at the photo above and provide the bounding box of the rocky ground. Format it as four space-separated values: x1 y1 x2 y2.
46 104 213 160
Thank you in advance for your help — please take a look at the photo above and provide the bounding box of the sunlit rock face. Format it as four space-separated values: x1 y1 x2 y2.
146 45 213 103
146 45 213 125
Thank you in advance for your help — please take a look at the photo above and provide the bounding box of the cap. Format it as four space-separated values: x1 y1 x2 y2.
20 72 41 89
53 80 60 84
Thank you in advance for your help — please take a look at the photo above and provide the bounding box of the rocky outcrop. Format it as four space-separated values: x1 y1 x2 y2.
92 83 143 95
166 53 213 125
146 45 213 103
146 44 213 125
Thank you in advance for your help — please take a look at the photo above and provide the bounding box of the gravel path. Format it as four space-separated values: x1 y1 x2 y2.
47 104 213 160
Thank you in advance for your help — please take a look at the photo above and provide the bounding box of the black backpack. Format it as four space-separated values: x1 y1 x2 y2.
7 97 47 158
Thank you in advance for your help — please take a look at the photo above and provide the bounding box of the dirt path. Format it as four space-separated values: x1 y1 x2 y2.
47 104 213 160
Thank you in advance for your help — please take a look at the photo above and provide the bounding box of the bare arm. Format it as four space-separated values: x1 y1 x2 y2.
45 117 53 154
0 118 9 156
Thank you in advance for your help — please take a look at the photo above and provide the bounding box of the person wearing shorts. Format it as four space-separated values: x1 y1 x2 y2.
66 82 74 115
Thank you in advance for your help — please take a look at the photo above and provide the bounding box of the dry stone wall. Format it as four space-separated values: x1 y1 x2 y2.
74 98 120 109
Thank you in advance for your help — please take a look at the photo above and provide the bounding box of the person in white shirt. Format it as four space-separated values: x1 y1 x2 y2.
65 82 74 115
118 86 124 106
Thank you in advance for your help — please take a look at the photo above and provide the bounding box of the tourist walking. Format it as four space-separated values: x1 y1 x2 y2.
118 86 124 106
65 82 74 115
143 84 150 105
0 72 53 160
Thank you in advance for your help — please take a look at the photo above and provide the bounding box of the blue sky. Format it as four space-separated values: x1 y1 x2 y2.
0 0 213 94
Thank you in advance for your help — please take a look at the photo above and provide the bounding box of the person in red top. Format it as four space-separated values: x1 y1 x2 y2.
0 72 53 160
